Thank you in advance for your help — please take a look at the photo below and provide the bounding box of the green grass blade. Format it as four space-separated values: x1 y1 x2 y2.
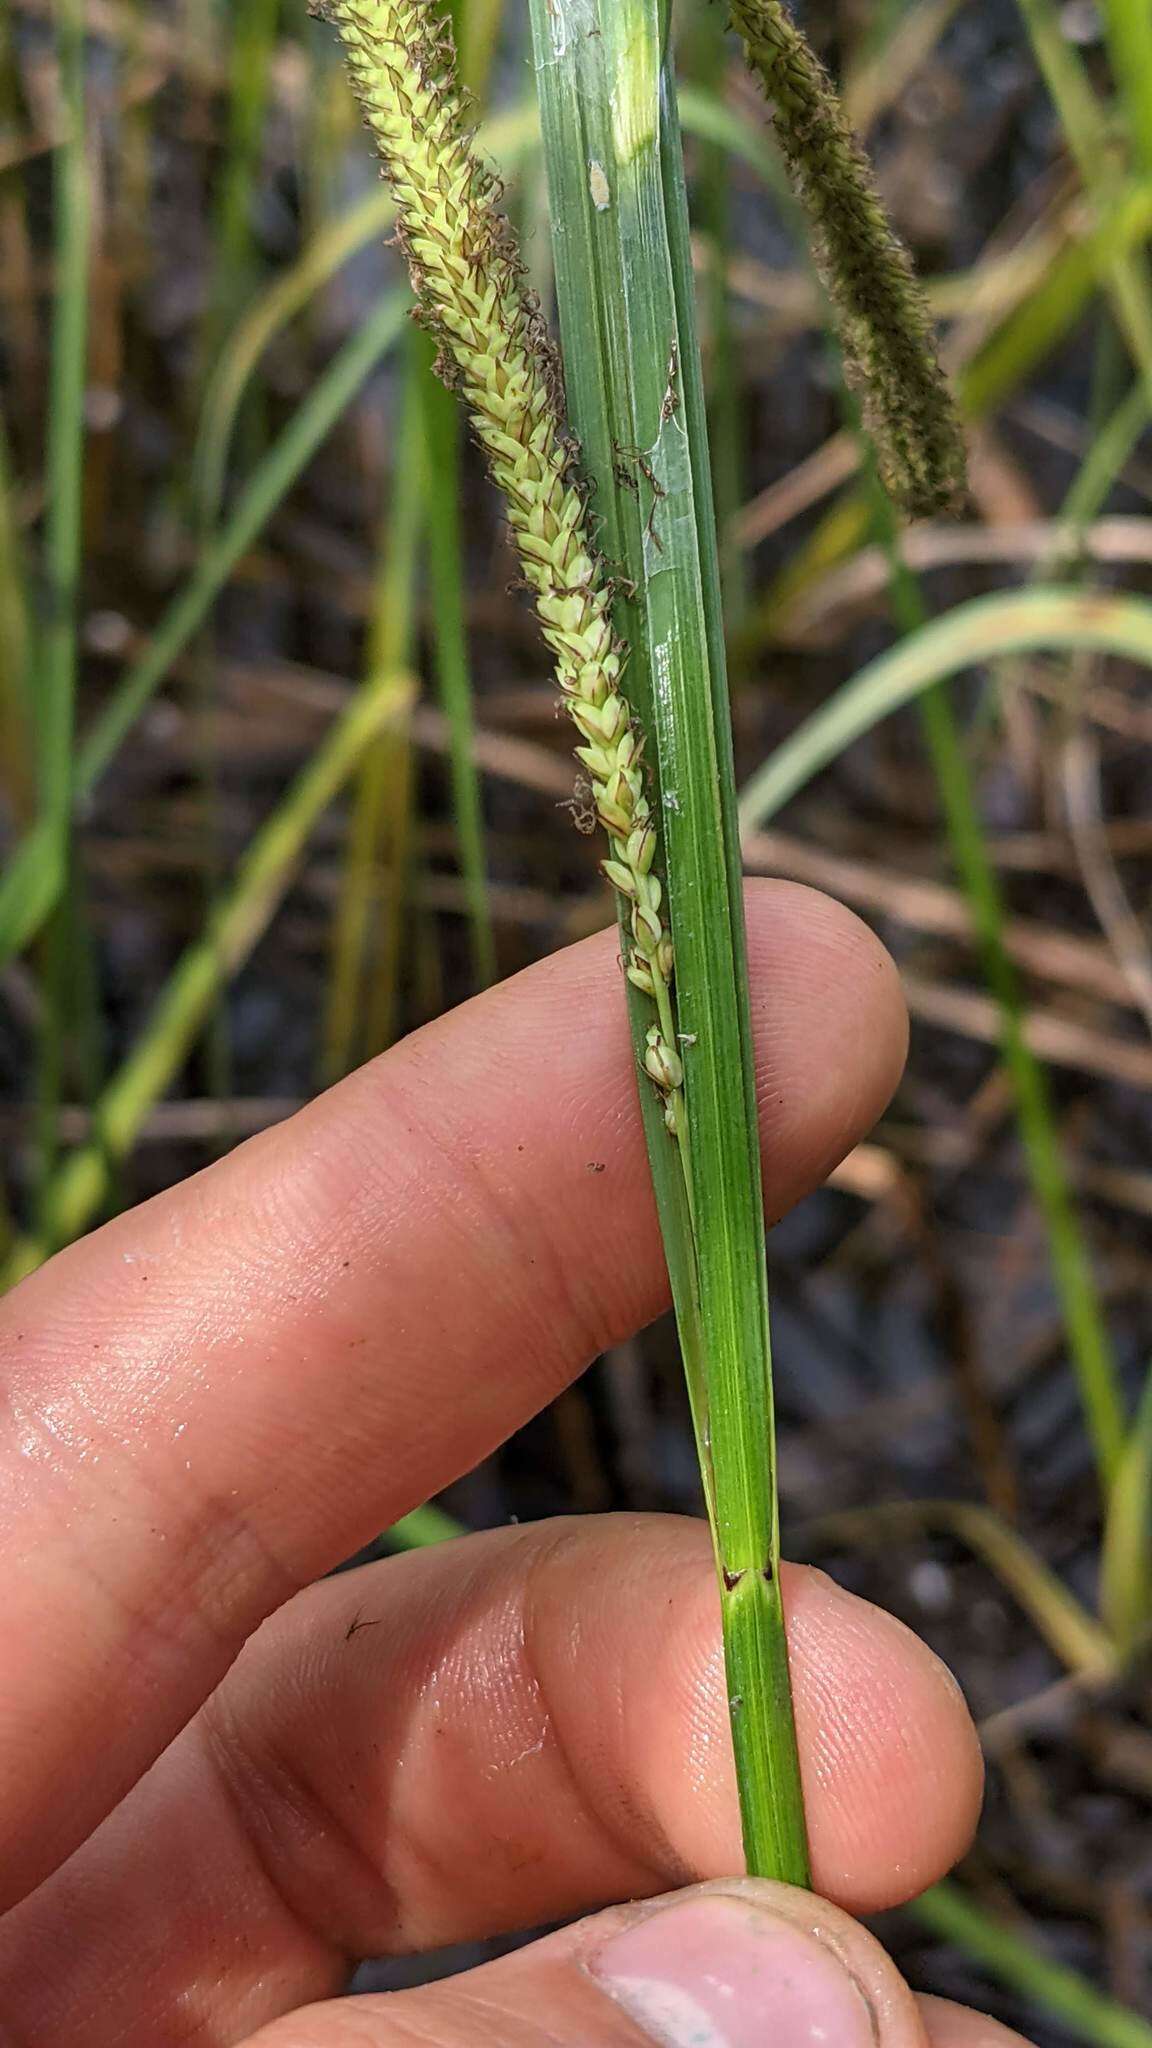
39 0 89 833
2 668 414 1288
1102 0 1152 178
198 0 282 380
323 338 426 1079
191 102 538 525
0 407 33 826
422 368 497 989
385 1503 463 1548
1058 377 1150 538
856 442 1124 1505
0 289 408 972
530 0 808 1885
35 0 92 1191
740 583 1152 1486
1014 0 1111 173
1015 0 1152 420
739 586 1152 829
911 1882 1152 2048
810 1499 1115 1680
1100 1366 1152 1656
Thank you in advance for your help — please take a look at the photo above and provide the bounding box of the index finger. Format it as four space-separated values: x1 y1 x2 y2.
0 881 906 1906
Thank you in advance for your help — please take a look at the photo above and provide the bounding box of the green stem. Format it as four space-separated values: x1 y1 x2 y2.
0 290 408 972
862 459 1125 1493
530 0 808 1885
0 406 33 824
1101 0 1152 179
912 1882 1152 2048
423 373 498 989
1015 0 1152 416
35 0 91 1194
323 338 426 1078
198 0 282 379
4 670 412 1287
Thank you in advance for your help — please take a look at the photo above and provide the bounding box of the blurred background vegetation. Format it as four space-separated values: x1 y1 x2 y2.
1 0 1151 2038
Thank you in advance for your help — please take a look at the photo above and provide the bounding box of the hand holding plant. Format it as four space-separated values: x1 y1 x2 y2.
322 0 967 1885
0 892 1015 2047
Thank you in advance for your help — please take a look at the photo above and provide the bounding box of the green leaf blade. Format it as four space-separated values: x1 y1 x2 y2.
530 0 808 1886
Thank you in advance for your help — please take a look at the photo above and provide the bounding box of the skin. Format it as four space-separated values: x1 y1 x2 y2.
0 882 1034 2047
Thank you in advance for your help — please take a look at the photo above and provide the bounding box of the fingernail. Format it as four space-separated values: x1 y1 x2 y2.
590 1893 876 2047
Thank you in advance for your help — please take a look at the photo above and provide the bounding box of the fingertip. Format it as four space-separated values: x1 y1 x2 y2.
917 1994 1038 2045
741 881 908 1212
784 1567 984 1912
546 1520 982 1918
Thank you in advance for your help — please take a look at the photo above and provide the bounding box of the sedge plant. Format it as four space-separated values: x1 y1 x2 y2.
321 0 963 1882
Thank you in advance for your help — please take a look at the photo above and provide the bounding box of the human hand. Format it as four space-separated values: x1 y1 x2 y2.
0 882 1028 2046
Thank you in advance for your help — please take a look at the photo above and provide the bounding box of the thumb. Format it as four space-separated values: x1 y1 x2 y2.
246 1879 1033 2046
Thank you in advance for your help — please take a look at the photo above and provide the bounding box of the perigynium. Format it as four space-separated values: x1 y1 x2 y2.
320 0 687 1135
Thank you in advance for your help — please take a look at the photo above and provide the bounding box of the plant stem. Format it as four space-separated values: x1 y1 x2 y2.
425 0 498 991
0 406 33 826
3 669 413 1287
859 456 1126 1493
35 0 91 1195
530 0 808 1884
423 366 498 988
198 0 282 380
323 337 426 1078
911 1882 1152 2048
1101 0 1152 179
0 290 408 972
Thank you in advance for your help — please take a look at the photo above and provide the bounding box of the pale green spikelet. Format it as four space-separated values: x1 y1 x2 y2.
324 0 684 1128
729 0 968 519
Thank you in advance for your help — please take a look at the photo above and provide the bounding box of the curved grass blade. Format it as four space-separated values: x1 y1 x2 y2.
738 582 1152 1487
739 586 1152 831
807 1500 1115 1681
856 435 1124 1506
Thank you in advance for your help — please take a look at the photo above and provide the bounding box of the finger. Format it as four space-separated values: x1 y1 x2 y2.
0 1519 982 2044
0 883 906 1904
244 1879 938 2048
917 1996 1036 2045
